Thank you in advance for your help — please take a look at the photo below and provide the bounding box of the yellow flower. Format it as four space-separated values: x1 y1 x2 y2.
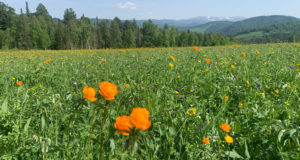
265 85 269 88
198 60 201 63
274 89 279 94
284 102 290 106
170 56 175 61
239 102 244 107
124 83 130 87
231 65 235 69
225 135 233 143
186 108 196 115
261 93 265 97
245 80 250 85
297 69 300 72
175 91 179 95
204 69 209 71
190 89 194 93
12 77 16 80
264 62 267 65
169 63 174 67
224 96 229 102
256 50 260 54
177 75 180 79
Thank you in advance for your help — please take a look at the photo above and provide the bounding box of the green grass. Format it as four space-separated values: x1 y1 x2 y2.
0 44 299 159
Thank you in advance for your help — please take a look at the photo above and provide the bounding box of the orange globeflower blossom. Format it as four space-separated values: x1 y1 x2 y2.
103 59 107 62
224 96 229 102
205 59 210 63
83 86 97 102
193 46 198 50
98 61 102 65
99 81 118 100
115 116 133 136
170 56 175 61
130 107 151 130
43 59 51 63
225 135 233 143
242 52 246 57
169 63 174 67
16 81 23 86
202 137 210 144
220 123 231 132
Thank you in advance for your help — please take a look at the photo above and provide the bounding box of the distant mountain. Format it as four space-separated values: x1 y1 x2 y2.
189 15 299 36
235 20 300 43
189 21 233 33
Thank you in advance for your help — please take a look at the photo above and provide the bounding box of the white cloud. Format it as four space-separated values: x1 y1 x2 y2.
118 2 136 10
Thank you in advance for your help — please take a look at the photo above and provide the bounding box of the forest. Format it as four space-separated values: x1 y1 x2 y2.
0 2 231 50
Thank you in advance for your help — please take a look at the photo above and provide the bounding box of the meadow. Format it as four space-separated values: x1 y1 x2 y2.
0 44 299 159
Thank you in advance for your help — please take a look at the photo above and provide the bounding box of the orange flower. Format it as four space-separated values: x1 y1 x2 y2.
256 50 260 54
115 116 133 136
43 59 51 63
99 81 118 100
193 46 198 50
205 59 210 63
202 137 210 143
169 63 174 67
220 123 231 132
98 61 102 65
242 52 246 57
225 135 233 143
16 81 23 86
224 96 229 102
130 107 151 130
103 59 107 62
83 86 97 102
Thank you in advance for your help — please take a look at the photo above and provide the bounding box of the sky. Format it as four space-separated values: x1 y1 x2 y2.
2 0 300 20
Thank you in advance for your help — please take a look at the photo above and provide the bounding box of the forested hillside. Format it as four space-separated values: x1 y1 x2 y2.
0 2 231 50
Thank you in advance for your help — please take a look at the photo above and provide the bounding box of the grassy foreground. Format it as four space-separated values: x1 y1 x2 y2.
0 44 299 159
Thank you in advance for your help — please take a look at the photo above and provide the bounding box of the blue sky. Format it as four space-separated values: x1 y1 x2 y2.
2 0 300 20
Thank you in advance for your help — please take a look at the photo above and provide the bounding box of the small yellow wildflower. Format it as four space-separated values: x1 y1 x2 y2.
175 91 179 94
231 65 235 69
284 102 290 106
177 75 180 79
225 96 229 102
239 102 244 107
198 60 201 63
12 77 16 80
261 93 265 97
169 63 174 67
186 108 196 116
124 83 130 87
190 89 194 93
274 89 279 94
204 69 209 71
245 80 250 85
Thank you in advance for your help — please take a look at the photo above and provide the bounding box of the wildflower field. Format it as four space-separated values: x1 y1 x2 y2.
0 43 299 159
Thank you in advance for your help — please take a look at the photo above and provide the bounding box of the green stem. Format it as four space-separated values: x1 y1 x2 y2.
98 101 109 160
87 106 98 160
130 130 138 156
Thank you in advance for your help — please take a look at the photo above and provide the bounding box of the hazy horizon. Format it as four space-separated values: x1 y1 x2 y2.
1 0 300 20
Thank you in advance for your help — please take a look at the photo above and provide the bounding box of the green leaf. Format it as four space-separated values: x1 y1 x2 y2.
278 129 286 142
245 139 250 159
24 117 32 132
225 150 243 159
1 98 8 113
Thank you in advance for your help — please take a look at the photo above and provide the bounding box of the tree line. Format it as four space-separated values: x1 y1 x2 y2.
0 2 232 50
